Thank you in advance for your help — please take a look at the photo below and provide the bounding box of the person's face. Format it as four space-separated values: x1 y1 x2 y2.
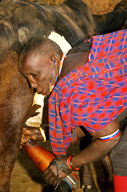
20 51 58 96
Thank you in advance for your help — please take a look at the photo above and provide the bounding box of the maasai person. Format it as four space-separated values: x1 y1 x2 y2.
19 29 127 192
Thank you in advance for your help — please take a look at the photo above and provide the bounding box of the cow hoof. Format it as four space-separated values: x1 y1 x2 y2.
82 185 98 192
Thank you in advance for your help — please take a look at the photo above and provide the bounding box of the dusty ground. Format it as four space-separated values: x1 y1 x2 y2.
10 0 122 192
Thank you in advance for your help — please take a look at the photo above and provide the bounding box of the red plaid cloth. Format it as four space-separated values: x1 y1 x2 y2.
49 29 127 155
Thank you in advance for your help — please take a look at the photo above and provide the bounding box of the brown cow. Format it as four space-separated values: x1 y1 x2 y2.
0 0 127 191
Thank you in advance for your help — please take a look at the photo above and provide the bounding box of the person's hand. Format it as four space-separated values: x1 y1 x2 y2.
20 104 43 147
42 156 72 187
20 126 44 147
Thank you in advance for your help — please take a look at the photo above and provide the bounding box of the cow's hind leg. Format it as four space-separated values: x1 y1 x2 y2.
0 51 33 192
0 124 21 192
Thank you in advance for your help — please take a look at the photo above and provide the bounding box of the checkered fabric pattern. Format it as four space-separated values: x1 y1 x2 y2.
49 29 127 155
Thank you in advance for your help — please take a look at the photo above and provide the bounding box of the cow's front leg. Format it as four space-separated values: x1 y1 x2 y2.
78 134 98 192
80 163 98 192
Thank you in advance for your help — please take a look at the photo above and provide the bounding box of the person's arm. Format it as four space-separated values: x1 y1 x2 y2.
43 119 121 186
72 119 121 169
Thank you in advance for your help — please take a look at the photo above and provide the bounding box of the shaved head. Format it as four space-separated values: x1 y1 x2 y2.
19 35 62 69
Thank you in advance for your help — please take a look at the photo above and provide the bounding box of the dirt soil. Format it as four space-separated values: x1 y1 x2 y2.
10 0 121 192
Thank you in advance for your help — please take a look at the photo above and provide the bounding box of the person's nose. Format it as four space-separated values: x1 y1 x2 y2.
28 76 38 89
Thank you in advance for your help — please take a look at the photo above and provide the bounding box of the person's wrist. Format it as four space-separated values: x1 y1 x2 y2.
67 155 80 171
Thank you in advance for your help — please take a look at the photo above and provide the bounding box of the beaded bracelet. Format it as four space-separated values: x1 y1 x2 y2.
67 155 80 171
99 129 120 141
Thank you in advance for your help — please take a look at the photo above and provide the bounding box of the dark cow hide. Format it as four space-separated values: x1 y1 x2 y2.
0 0 127 191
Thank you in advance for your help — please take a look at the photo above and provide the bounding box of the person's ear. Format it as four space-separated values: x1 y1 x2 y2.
51 55 60 66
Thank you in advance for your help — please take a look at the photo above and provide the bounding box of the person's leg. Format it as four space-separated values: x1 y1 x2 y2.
109 124 127 192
